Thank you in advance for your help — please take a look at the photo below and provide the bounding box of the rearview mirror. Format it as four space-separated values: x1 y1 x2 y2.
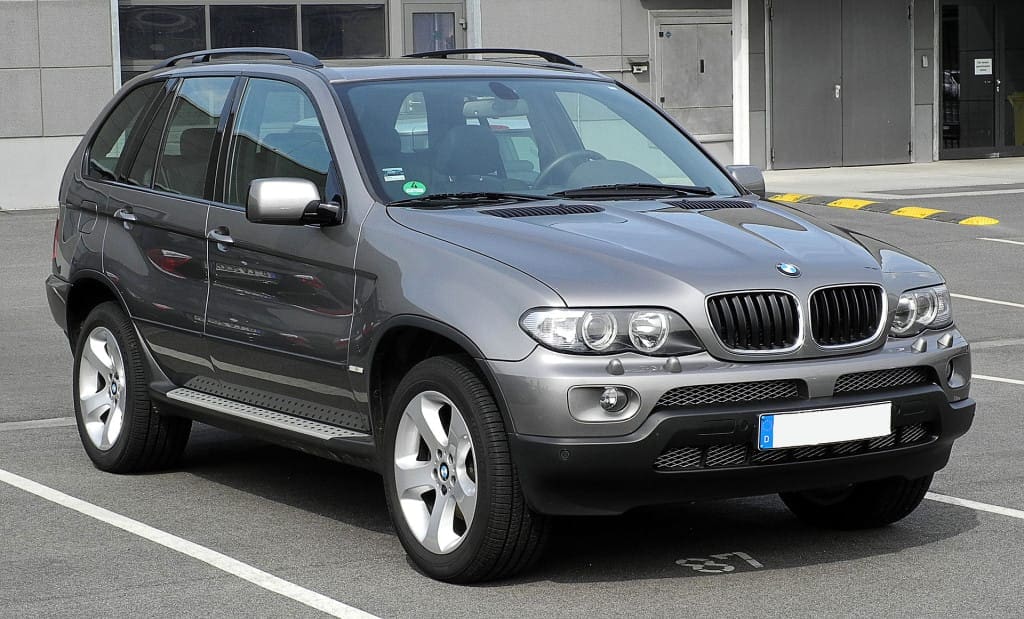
726 165 767 198
246 178 343 226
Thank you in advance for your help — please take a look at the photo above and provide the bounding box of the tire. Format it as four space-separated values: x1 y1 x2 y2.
382 355 549 583
780 474 933 529
72 302 191 473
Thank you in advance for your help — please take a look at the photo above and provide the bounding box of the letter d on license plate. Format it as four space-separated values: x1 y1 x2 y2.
758 402 892 450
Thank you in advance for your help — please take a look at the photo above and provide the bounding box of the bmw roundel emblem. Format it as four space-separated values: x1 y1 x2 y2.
776 263 801 277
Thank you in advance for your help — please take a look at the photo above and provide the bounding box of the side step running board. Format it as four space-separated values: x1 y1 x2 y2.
166 388 369 440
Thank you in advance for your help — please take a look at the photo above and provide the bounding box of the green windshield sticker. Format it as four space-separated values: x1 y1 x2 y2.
403 181 427 196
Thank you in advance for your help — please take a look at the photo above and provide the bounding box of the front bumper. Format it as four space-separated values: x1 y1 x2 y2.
510 386 974 515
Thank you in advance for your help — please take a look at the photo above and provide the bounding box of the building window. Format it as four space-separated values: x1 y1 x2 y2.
301 4 386 59
117 2 388 85
210 5 298 49
120 5 206 63
411 12 456 54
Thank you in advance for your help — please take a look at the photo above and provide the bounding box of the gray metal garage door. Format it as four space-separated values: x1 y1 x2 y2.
770 0 913 169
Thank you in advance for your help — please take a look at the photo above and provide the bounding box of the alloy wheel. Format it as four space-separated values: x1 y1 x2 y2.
393 390 478 555
77 326 127 451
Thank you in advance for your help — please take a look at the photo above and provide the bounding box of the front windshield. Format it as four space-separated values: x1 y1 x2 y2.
335 77 740 203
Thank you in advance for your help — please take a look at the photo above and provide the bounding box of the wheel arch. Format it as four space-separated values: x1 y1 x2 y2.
367 315 517 448
66 270 132 347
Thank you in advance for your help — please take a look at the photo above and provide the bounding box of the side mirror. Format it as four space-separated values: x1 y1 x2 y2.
726 165 767 199
246 178 343 226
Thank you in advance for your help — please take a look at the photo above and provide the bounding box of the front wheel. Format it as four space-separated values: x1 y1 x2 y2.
780 474 933 529
383 355 548 583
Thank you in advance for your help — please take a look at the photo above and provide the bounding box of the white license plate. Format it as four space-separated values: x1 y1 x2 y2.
757 402 892 450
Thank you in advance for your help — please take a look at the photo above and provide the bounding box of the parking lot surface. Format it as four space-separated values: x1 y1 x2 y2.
3 189 1024 617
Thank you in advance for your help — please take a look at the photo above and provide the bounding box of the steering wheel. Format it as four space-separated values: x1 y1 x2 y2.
534 149 606 188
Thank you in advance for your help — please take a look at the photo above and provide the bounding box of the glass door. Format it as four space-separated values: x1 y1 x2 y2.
941 0 1024 158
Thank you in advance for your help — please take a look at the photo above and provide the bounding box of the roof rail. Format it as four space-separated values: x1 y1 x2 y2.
152 47 323 70
404 48 581 68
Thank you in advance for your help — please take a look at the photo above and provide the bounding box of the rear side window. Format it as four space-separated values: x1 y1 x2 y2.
127 91 174 187
225 78 332 206
154 77 234 198
87 83 161 180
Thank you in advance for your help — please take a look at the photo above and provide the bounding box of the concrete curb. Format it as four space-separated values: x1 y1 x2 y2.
769 193 1000 226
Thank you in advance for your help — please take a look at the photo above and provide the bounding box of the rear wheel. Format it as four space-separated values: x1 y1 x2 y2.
780 474 933 529
73 302 191 473
383 355 549 583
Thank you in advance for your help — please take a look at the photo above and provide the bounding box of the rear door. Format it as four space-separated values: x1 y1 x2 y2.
203 75 364 430
99 76 236 386
70 81 164 281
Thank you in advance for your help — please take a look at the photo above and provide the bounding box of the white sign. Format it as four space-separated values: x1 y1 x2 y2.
975 58 993 76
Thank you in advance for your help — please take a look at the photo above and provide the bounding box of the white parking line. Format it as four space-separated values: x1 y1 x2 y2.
0 418 77 432
978 237 1024 247
974 374 1024 386
926 493 1024 521
951 293 1024 310
0 468 378 619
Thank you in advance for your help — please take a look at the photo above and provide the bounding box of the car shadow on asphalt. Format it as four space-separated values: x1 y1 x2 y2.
181 424 980 584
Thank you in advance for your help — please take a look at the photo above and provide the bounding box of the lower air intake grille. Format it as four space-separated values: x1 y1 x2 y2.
834 367 934 394
655 380 802 409
707 291 800 352
654 424 933 470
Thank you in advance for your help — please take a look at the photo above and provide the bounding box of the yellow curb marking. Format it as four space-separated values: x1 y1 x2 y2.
958 216 1000 226
772 193 998 226
827 198 876 209
890 206 946 219
770 193 813 202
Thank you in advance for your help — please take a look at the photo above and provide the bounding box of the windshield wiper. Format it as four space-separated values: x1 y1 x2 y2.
388 192 549 207
549 183 716 199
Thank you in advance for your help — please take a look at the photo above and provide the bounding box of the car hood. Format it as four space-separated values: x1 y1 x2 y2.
387 198 940 309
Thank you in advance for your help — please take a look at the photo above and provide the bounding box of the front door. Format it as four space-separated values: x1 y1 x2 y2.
403 2 466 55
203 76 365 431
770 0 912 169
940 0 1024 158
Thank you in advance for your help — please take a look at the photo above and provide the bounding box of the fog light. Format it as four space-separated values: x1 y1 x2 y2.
599 387 629 414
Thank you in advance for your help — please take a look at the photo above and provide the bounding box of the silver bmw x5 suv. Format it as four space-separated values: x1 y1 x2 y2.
46 47 974 582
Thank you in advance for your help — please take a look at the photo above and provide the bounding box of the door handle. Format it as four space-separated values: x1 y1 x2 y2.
113 208 138 223
207 227 234 246
834 84 842 99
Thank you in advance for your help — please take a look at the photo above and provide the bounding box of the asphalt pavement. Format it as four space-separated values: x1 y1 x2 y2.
2 182 1024 617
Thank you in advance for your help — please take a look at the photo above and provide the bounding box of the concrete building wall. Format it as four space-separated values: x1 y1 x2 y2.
0 0 117 209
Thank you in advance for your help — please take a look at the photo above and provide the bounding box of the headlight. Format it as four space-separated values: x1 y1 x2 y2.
890 284 953 337
520 307 703 356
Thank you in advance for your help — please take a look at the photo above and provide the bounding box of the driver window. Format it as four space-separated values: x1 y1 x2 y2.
555 91 691 185
226 79 332 206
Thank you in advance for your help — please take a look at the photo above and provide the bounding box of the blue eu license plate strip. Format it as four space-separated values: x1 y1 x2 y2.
759 415 775 450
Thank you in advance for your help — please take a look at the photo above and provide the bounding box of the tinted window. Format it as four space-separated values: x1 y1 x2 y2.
87 82 161 180
210 5 297 49
119 5 205 62
301 4 386 59
226 79 332 206
127 90 174 187
154 77 234 198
